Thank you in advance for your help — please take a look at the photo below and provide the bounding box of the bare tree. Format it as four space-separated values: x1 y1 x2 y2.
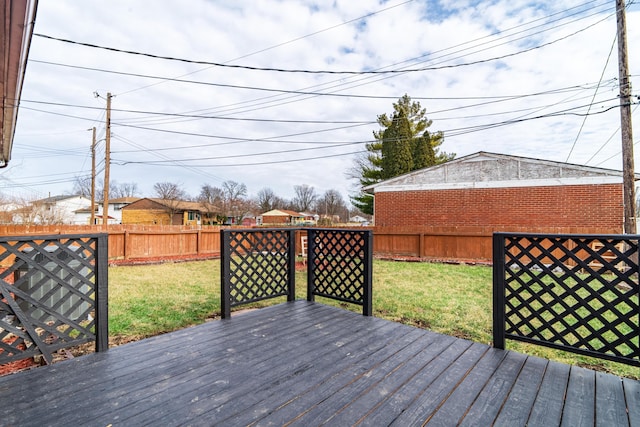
291 184 317 212
0 194 18 224
255 187 287 212
316 189 347 218
221 181 248 222
73 177 139 200
153 182 189 224
11 196 38 225
198 184 224 224
115 182 140 198
72 176 92 198
222 181 247 203
154 182 188 200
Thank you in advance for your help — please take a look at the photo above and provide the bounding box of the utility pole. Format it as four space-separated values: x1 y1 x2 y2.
90 127 96 226
103 93 112 230
616 0 636 234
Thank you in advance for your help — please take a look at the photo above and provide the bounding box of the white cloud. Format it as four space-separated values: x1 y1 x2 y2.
3 0 639 206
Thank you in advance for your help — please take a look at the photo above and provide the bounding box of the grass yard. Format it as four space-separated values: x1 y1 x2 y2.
108 259 639 379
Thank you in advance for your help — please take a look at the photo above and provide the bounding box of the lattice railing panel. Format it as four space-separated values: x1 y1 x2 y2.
307 229 373 315
0 234 108 367
221 229 295 318
493 233 640 366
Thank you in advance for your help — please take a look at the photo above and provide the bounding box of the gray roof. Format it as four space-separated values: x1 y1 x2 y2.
364 151 638 193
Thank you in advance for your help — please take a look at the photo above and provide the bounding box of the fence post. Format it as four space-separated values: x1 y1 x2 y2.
220 230 231 319
95 234 109 352
124 230 129 260
492 233 506 349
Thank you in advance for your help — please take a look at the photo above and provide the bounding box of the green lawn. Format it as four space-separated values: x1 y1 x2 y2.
108 259 639 379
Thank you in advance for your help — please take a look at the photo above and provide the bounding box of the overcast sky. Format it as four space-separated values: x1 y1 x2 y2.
3 0 640 204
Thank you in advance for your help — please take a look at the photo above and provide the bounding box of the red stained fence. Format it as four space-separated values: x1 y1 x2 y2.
0 224 622 265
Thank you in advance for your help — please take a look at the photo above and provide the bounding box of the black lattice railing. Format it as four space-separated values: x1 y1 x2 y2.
0 234 108 366
221 229 296 318
307 229 373 316
493 233 640 366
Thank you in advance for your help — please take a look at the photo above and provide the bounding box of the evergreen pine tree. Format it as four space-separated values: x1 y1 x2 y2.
350 94 454 215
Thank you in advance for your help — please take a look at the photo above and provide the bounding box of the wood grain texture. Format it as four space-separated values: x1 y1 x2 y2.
0 300 636 426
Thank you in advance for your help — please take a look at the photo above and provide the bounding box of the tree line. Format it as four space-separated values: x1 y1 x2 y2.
71 177 358 225
3 94 453 224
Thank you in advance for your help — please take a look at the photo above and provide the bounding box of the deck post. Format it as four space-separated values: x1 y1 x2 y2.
287 229 296 302
220 230 231 319
95 234 109 352
362 230 373 316
492 233 506 349
306 229 315 302
363 230 373 316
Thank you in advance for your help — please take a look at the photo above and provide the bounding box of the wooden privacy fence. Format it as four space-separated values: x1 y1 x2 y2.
0 225 224 264
0 224 624 264
493 232 640 367
373 226 622 262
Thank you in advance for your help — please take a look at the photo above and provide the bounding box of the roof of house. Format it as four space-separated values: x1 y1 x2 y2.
74 207 98 214
364 151 640 193
33 194 88 204
261 209 305 217
1 1 37 166
107 197 141 204
124 198 219 213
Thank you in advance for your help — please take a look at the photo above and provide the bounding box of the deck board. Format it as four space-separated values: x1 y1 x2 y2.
0 300 637 426
526 361 571 427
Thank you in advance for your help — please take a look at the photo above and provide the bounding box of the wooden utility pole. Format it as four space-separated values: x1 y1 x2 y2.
90 127 96 226
616 0 636 234
103 93 112 230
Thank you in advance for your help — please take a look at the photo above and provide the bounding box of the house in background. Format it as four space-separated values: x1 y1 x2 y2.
16 195 92 225
349 215 370 225
121 198 219 226
73 206 98 225
364 151 637 233
299 211 319 225
96 197 140 224
257 209 306 226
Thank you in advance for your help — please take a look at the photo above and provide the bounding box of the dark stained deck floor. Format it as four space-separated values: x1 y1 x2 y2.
1 300 639 426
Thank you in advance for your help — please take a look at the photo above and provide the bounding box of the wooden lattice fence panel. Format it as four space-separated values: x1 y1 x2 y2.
221 229 295 318
493 233 640 366
0 234 108 366
307 229 373 316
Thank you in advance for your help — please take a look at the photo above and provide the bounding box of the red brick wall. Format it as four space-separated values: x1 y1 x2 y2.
374 184 624 232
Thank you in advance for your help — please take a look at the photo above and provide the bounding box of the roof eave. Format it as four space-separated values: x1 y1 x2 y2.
1 0 38 167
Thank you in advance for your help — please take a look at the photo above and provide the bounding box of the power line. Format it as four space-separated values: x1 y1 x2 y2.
113 149 367 168
116 0 417 95
19 99 375 125
32 13 612 76
15 79 615 129
585 103 640 165
565 34 617 162
113 140 366 165
23 63 615 102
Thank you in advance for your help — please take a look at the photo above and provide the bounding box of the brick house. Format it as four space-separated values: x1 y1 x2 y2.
364 151 637 233
257 209 306 226
121 198 218 226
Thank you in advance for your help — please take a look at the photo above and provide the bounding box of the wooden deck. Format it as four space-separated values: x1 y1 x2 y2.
1 300 638 426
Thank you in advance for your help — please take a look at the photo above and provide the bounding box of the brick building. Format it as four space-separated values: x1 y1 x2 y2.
122 198 218 226
364 152 636 233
